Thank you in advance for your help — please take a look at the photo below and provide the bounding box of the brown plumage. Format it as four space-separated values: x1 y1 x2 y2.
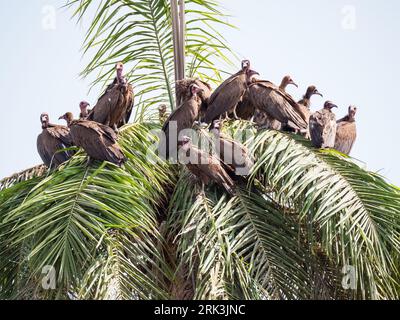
59 112 126 167
253 75 300 130
212 120 254 176
176 78 212 115
235 89 255 120
87 62 134 130
179 136 235 195
298 85 323 119
203 60 259 124
309 101 338 149
247 79 308 132
37 113 74 168
160 84 204 160
334 106 357 155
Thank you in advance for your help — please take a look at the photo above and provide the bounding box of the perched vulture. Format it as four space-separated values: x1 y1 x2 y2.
297 85 323 137
203 60 259 124
309 101 338 149
160 84 204 160
212 120 254 176
79 101 91 120
252 75 300 130
176 78 212 115
37 113 74 168
334 106 357 155
87 62 134 131
59 112 126 167
246 79 308 132
179 136 235 195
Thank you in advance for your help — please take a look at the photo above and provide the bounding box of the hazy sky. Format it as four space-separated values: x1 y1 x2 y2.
0 0 399 185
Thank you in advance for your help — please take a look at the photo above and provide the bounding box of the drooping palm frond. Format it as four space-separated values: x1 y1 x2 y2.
66 0 234 118
0 124 174 299
250 130 400 299
0 165 48 191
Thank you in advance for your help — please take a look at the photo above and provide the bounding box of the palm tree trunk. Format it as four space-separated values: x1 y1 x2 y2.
171 0 186 106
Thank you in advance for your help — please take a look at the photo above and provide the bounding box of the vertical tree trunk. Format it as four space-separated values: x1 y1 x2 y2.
171 0 186 107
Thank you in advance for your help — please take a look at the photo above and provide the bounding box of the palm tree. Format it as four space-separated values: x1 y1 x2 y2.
0 0 399 300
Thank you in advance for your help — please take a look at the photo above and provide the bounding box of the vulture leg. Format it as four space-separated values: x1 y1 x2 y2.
232 107 240 120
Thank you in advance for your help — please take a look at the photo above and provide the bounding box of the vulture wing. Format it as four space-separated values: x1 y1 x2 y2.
70 120 125 166
37 128 72 168
160 98 201 159
249 81 308 130
310 110 337 148
335 120 357 155
88 86 123 126
187 146 235 195
203 72 247 123
309 111 325 148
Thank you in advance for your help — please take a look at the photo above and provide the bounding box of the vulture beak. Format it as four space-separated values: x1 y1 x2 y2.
315 91 323 97
58 116 64 120
332 104 339 109
290 81 299 88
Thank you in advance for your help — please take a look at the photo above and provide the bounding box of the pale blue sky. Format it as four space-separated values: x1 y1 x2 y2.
0 0 399 185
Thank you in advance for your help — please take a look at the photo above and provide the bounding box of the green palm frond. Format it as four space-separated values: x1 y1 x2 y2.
66 0 234 117
0 165 48 191
0 124 173 299
250 130 400 299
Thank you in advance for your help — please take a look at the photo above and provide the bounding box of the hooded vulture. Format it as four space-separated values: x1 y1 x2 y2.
203 60 259 124
37 113 74 168
334 106 357 155
252 75 300 130
59 112 126 167
179 136 235 195
176 78 212 115
212 120 254 176
87 62 134 130
159 84 204 160
309 101 338 149
246 79 308 132
79 101 92 120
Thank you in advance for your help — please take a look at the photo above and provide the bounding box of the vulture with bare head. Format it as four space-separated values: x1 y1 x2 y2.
87 62 134 131
212 120 254 176
160 84 204 160
179 136 235 195
59 112 125 167
203 60 259 124
79 101 91 120
37 113 74 168
334 106 357 155
309 101 338 149
176 78 212 115
246 77 308 132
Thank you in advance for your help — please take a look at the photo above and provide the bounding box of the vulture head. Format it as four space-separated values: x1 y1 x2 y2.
79 101 90 112
281 75 298 89
306 86 323 99
179 136 192 152
241 60 251 70
59 112 74 126
116 62 124 73
189 84 204 97
158 104 167 113
323 101 338 110
40 113 50 129
212 120 222 131
348 106 357 121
